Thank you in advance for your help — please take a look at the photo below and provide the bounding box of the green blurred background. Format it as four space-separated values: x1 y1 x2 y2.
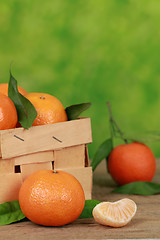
0 0 160 158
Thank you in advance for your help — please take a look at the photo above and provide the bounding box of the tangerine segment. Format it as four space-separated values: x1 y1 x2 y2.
93 198 137 227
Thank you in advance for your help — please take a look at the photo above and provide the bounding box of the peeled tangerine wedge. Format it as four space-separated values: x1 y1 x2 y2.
93 198 137 228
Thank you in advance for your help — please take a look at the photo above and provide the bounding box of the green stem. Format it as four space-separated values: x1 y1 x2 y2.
106 102 128 144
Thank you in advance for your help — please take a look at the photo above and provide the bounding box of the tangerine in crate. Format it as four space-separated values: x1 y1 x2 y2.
25 92 68 126
0 83 27 96
19 170 85 226
0 92 18 130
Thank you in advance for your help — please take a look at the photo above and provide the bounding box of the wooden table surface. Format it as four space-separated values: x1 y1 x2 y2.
1 160 160 240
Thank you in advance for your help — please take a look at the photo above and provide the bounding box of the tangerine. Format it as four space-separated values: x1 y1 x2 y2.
19 170 85 226
93 198 137 227
0 92 18 130
0 83 27 96
108 142 156 185
25 93 68 126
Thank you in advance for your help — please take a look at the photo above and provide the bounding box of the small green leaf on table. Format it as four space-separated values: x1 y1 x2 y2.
0 200 25 225
65 103 91 120
112 181 160 195
91 138 113 171
8 71 37 129
79 200 101 219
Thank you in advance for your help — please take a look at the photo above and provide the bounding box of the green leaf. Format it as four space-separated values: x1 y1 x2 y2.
8 71 37 129
91 138 113 171
65 103 91 120
79 200 101 219
112 181 160 195
0 200 25 225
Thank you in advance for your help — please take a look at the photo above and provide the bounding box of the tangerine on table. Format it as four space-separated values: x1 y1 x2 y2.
25 93 68 126
108 142 156 185
0 83 27 96
0 92 17 130
19 170 85 226
93 198 137 227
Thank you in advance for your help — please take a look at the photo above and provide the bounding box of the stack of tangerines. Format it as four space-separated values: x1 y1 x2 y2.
0 83 68 130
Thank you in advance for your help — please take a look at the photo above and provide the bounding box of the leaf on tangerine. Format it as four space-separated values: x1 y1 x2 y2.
65 103 91 120
8 70 37 129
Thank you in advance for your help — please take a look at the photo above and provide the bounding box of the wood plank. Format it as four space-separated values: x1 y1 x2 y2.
0 133 2 158
54 145 85 169
0 158 15 174
56 167 92 200
0 173 22 204
0 118 92 159
21 162 53 181
14 151 54 165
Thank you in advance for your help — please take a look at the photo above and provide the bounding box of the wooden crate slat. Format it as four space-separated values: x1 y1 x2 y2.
0 118 92 159
0 136 1 158
0 158 15 174
55 167 92 200
21 161 53 181
0 173 22 204
14 151 54 165
54 145 85 169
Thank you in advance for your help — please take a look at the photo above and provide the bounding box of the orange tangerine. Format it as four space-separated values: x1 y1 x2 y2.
0 92 18 130
0 83 27 96
93 198 137 227
25 93 68 126
19 170 85 226
108 142 156 185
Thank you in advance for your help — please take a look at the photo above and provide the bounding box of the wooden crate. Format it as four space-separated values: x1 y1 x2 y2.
0 118 92 204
